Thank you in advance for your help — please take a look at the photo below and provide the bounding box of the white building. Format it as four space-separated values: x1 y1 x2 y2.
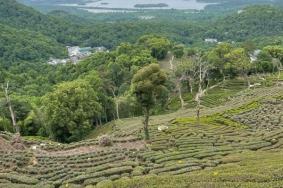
67 46 80 57
67 46 93 63
205 38 218 43
47 58 68 65
138 16 155 20
93 46 107 53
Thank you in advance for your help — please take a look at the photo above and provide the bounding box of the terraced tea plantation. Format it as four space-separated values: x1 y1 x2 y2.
0 84 283 188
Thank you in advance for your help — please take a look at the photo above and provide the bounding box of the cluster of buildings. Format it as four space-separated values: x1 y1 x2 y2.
48 46 107 65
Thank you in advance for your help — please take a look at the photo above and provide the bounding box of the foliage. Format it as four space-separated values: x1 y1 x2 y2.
210 6 283 41
20 109 44 136
132 64 168 110
172 44 185 58
132 63 168 140
206 42 232 79
0 24 66 66
263 45 283 62
138 35 171 60
42 79 102 142
225 48 252 86
0 97 32 132
1 0 283 142
0 117 13 132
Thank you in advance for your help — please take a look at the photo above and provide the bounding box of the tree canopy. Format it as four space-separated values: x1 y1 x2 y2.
132 63 167 140
43 79 102 142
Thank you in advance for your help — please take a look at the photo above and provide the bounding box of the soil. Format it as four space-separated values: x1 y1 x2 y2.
0 136 14 151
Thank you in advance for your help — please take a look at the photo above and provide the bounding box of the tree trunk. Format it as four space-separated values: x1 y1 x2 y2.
111 89 120 120
177 81 185 109
188 76 193 94
116 100 120 120
244 72 250 89
169 55 174 70
95 118 98 127
277 68 281 86
99 117 102 126
3 83 19 133
196 97 201 125
8 103 18 133
223 73 226 81
104 109 108 122
221 69 226 81
196 64 203 125
143 108 150 140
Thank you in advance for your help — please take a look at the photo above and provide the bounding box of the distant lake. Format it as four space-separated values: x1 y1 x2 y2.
65 0 213 10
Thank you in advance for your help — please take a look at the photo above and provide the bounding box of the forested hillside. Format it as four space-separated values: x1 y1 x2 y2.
2 0 283 67
0 1 283 187
209 6 283 41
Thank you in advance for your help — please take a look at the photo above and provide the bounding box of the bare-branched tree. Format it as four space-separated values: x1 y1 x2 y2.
2 82 19 133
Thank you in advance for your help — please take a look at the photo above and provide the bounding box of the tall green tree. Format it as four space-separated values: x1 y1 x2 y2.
43 79 101 142
132 64 167 140
207 42 232 81
172 44 185 59
138 35 171 60
226 48 252 88
263 45 283 85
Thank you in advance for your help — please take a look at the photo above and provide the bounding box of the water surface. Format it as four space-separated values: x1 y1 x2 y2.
81 0 212 10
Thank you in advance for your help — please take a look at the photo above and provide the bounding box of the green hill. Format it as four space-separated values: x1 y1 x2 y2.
0 0 87 45
207 6 283 41
0 23 66 67
0 0 70 65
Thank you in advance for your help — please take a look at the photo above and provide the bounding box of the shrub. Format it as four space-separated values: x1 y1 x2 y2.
0 117 13 132
132 166 145 176
96 180 114 188
98 135 113 147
